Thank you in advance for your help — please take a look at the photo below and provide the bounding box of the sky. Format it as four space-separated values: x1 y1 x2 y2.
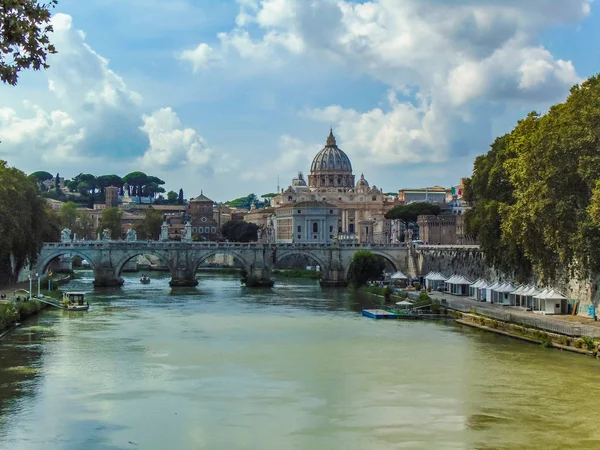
0 0 599 202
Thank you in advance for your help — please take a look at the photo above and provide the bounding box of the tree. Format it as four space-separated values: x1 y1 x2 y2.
226 193 265 209
347 250 385 287
178 188 184 205
55 172 60 191
221 220 259 242
134 207 162 240
99 207 123 239
59 201 78 230
28 170 53 186
73 212 95 240
0 160 59 285
465 74 600 283
167 190 178 204
122 171 147 198
0 0 58 86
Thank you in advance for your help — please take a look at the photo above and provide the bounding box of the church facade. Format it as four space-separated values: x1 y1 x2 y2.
269 129 397 243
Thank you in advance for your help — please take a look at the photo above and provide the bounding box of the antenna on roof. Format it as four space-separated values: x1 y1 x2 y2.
277 175 280 193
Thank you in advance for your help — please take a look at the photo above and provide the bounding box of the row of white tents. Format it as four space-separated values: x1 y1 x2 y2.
423 272 569 315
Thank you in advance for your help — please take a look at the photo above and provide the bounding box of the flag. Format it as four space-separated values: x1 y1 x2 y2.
451 187 456 195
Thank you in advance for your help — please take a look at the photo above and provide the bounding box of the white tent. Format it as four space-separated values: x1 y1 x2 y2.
509 285 529 307
446 275 472 296
496 282 516 305
396 300 414 308
469 279 487 299
485 281 501 303
391 271 408 280
476 280 490 301
534 289 568 315
424 272 446 291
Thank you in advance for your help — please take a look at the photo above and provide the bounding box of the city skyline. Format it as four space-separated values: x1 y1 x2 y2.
0 0 598 202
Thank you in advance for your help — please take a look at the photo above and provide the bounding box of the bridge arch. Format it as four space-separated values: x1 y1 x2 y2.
192 249 253 273
344 250 399 277
274 250 330 273
114 251 173 276
37 249 97 274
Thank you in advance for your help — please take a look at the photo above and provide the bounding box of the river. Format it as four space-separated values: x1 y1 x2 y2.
0 271 599 450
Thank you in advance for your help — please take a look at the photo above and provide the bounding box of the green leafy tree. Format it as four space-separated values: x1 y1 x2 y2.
0 161 59 285
167 190 178 204
0 0 58 86
465 74 600 283
28 170 53 188
122 171 147 198
73 212 95 240
347 250 385 287
221 220 259 242
59 201 78 230
99 207 123 239
226 193 265 210
134 207 162 240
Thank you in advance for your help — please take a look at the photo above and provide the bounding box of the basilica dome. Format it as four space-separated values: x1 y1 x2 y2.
356 173 369 188
291 172 308 188
308 129 355 189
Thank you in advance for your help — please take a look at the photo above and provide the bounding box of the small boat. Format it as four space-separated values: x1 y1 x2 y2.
140 274 151 284
62 292 89 311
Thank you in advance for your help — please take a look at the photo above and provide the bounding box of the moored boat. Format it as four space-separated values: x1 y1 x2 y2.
62 292 89 311
140 274 151 284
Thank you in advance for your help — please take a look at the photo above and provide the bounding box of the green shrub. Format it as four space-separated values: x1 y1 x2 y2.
413 283 422 291
574 339 583 348
558 335 569 346
581 336 595 351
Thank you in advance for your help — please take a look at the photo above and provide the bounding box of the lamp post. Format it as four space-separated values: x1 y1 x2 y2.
28 274 32 300
36 273 41 298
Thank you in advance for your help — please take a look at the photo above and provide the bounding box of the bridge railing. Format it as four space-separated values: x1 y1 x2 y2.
42 241 409 249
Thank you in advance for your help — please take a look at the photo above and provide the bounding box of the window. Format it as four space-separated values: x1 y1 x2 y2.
211 227 216 233
329 225 334 232
329 210 333 214
313 223 318 233
288 196 293 201
372 196 377 201
298 210 301 214
201 217 207 222
297 225 302 233
193 227 198 233
297 234 301 239
349 224 355 233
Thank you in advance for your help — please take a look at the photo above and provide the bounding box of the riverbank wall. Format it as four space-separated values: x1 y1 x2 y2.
455 312 599 357
409 246 600 317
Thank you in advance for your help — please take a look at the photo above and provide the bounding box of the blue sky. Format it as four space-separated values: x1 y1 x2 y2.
0 0 598 201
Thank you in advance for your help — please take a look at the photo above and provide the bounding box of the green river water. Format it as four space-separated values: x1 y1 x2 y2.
0 271 599 450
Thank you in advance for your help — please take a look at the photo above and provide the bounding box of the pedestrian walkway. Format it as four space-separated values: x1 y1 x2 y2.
428 291 600 338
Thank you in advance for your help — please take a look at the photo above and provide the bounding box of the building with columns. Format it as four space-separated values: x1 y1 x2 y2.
269 129 397 243
274 201 339 243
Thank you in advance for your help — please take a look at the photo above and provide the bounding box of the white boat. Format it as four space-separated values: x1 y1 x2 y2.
62 292 89 311
140 274 151 284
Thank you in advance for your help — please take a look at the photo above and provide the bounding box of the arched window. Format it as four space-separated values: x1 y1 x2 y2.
313 222 318 233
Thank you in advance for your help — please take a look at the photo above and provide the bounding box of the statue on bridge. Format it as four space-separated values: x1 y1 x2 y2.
60 228 72 243
391 220 399 244
257 227 263 242
161 215 169 241
102 228 111 241
126 229 137 241
183 220 192 242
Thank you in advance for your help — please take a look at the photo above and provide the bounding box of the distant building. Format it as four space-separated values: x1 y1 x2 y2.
397 186 446 204
105 186 119 207
274 201 339 244
416 214 477 245
270 130 396 243
189 192 219 240
244 204 275 230
45 198 63 212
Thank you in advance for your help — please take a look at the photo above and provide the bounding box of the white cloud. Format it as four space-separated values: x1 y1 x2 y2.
178 43 220 71
139 108 212 169
0 13 214 176
180 0 589 167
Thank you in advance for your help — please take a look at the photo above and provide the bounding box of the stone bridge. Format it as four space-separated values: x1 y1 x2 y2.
37 241 409 288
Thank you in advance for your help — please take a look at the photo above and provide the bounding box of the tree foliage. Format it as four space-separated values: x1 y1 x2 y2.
59 201 78 229
0 160 59 285
347 250 386 287
226 193 267 210
134 207 162 240
99 207 123 239
465 74 600 283
73 212 95 240
221 220 259 242
0 0 57 86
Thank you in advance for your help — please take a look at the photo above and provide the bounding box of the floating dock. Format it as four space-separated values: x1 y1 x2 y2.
362 309 398 319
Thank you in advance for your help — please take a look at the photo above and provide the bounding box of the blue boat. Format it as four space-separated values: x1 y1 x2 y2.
362 309 398 319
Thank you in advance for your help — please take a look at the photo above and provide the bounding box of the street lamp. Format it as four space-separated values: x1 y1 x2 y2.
28 274 32 300
36 273 41 298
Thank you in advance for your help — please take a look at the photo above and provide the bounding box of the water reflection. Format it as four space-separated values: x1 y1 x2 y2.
0 272 599 449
